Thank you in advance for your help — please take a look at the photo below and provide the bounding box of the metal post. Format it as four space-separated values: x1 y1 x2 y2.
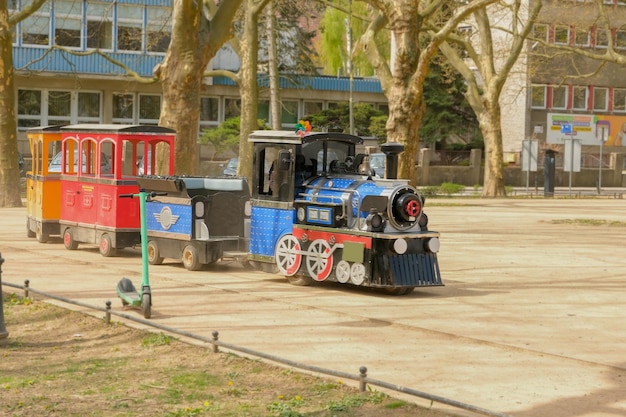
359 366 368 392
568 138 573 196
212 330 219 353
598 140 603 194
0 253 9 346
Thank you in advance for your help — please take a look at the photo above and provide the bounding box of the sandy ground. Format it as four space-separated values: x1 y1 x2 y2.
1 196 626 417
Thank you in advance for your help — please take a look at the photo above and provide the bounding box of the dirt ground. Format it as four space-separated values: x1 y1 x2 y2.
1 294 460 417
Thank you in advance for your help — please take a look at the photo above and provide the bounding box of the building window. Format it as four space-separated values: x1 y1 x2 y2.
77 92 101 123
199 97 219 129
138 94 161 125
572 86 588 110
533 23 548 43
257 100 270 124
22 3 50 46
87 2 113 50
574 27 590 47
54 0 82 48
551 86 567 109
595 28 609 48
117 4 143 52
48 90 72 126
593 87 608 111
616 30 626 49
17 90 43 128
531 85 547 109
113 93 135 123
281 100 299 127
304 101 323 116
225 98 241 119
146 7 171 53
554 24 570 45
614 88 626 112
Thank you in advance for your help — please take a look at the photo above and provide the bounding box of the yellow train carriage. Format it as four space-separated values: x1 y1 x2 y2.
26 125 64 243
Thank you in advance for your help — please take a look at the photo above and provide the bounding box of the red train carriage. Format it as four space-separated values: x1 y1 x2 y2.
58 124 175 256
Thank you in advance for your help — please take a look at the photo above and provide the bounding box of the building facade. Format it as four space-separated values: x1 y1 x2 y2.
500 0 626 164
11 0 387 156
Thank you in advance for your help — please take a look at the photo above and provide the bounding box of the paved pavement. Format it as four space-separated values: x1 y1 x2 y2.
1 195 625 417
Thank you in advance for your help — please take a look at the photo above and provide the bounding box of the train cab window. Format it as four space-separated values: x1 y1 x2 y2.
254 145 293 201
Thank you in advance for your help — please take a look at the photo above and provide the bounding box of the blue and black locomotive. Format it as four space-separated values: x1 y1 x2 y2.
139 130 442 295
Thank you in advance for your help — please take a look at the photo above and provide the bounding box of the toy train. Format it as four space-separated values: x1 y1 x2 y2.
26 126 442 294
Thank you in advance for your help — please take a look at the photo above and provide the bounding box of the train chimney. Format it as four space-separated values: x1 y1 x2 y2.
380 142 404 179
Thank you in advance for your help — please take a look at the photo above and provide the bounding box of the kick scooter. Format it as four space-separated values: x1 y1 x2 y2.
117 190 164 319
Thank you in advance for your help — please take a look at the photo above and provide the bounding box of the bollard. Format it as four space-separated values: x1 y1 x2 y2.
24 279 30 299
359 366 367 392
211 331 219 353
105 300 112 325
0 253 9 346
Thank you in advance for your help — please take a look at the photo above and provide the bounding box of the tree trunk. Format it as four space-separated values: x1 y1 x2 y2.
479 103 506 197
237 0 269 182
267 3 281 130
0 6 23 207
157 0 242 175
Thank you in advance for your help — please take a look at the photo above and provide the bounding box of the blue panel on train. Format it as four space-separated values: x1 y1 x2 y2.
145 202 192 236
304 178 386 216
250 206 296 256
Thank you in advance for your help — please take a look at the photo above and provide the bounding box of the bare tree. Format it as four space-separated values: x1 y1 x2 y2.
0 0 47 207
437 0 542 197
356 0 497 183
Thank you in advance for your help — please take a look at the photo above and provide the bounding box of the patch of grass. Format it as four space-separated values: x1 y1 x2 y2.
142 331 176 347
2 296 460 417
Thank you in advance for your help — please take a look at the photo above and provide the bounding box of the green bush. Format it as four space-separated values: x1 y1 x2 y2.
438 182 465 195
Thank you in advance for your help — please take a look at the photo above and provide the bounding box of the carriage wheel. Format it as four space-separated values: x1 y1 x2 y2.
275 235 302 276
147 240 164 265
182 245 201 271
99 234 117 257
36 225 48 243
305 239 333 281
349 262 366 285
63 228 78 250
335 260 351 283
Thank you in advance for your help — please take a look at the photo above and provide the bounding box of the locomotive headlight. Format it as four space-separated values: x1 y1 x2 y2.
393 238 408 254
297 207 305 222
244 201 252 217
425 237 440 253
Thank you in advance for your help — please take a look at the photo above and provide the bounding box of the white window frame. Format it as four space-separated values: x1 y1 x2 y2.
116 4 144 52
551 86 568 110
574 27 590 47
146 6 171 54
572 86 588 111
138 94 161 125
531 85 547 109
595 28 609 49
593 87 608 112
554 24 570 45
21 2 50 46
613 88 626 112
86 2 114 51
112 92 135 124
53 0 83 49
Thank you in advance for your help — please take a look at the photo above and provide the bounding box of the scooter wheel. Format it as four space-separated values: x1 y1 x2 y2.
142 293 151 319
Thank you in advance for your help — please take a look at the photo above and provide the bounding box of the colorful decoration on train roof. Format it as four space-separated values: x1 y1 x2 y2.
295 120 312 137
